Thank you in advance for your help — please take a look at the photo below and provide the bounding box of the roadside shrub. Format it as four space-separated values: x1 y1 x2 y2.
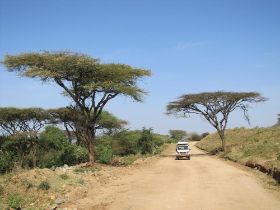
0 151 15 174
39 126 68 150
189 132 202 141
38 180 50 190
138 128 155 154
8 193 25 209
96 144 113 164
38 149 63 168
112 131 141 155
60 144 88 166
60 174 69 180
153 136 164 147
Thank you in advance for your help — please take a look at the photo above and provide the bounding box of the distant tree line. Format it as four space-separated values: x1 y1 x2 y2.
168 129 209 142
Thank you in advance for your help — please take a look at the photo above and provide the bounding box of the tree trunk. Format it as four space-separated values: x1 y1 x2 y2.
218 130 226 152
87 139 95 163
31 145 37 168
85 126 96 164
220 132 226 152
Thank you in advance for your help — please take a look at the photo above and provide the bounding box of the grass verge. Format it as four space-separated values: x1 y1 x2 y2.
196 126 280 184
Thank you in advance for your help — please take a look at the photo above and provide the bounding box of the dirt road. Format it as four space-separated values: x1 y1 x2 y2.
66 143 280 210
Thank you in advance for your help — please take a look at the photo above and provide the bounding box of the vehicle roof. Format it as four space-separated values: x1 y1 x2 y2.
177 142 189 145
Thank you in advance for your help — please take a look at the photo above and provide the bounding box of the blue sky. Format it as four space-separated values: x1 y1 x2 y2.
0 0 279 134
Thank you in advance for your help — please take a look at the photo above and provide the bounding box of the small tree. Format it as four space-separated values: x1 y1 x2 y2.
49 108 127 144
169 129 187 141
167 92 266 151
3 51 150 163
138 128 155 154
0 107 51 167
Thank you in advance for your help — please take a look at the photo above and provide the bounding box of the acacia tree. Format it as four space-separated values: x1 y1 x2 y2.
169 130 187 141
167 92 266 151
0 107 51 167
49 107 127 144
3 51 150 163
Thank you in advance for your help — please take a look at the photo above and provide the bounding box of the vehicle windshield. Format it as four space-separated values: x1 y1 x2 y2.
177 145 188 150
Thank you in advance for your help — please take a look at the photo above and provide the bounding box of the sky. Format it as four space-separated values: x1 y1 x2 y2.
0 0 279 134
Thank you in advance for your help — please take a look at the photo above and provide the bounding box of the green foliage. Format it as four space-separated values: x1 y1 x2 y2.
38 180 50 190
60 174 69 180
3 51 151 162
96 145 113 164
0 151 15 173
37 126 68 168
153 135 165 147
167 91 266 151
111 131 141 156
8 193 25 209
39 126 68 150
60 144 88 166
37 149 63 168
0 107 51 135
169 130 187 141
138 128 155 154
189 132 202 141
97 111 128 135
96 137 113 163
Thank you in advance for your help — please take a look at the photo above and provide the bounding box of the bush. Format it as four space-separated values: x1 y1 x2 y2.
60 144 88 166
0 151 15 174
138 128 155 154
153 136 165 147
38 149 63 168
38 180 50 190
189 132 202 141
96 144 113 164
60 174 69 180
112 131 141 156
39 126 68 150
8 193 25 209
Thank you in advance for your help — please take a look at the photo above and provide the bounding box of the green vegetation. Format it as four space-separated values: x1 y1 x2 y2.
196 127 280 182
38 180 50 190
167 91 266 151
59 174 69 180
4 51 151 163
7 193 25 209
169 130 187 141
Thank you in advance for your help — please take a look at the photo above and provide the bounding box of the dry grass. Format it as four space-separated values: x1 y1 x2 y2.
196 126 280 183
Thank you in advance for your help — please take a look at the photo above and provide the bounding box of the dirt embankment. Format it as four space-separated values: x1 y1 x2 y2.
196 127 280 183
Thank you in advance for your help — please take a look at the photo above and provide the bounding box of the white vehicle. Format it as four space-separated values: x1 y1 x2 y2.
175 142 191 160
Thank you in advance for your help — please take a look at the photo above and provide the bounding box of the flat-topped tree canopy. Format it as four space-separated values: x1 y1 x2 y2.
167 91 267 151
3 51 151 104
167 91 266 120
0 107 51 135
3 51 151 163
